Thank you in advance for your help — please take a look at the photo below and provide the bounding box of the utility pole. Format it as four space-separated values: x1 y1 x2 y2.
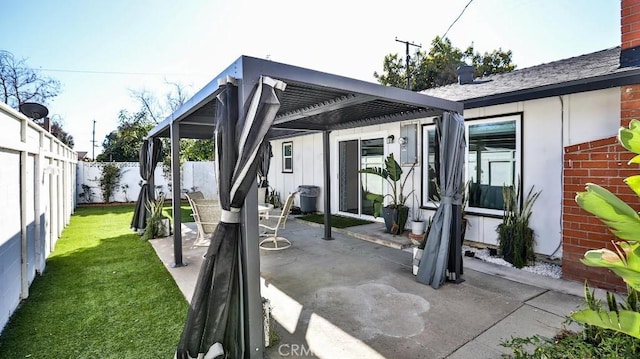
92 119 97 160
395 37 421 90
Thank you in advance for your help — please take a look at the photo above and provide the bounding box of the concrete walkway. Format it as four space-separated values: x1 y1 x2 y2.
150 218 588 359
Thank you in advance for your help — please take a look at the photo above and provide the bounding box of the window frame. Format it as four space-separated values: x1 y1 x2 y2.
421 124 440 209
282 141 293 173
334 131 388 218
420 113 522 216
464 113 522 216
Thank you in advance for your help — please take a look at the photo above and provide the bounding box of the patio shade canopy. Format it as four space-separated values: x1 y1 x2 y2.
145 55 462 358
147 55 462 141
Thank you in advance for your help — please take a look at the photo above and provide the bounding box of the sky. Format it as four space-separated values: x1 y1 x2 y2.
1 0 620 156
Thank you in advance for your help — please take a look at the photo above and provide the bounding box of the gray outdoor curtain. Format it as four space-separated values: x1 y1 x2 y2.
130 137 163 231
257 141 272 188
416 112 466 289
176 76 286 359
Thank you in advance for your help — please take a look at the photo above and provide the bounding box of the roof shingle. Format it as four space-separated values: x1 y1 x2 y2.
421 47 640 105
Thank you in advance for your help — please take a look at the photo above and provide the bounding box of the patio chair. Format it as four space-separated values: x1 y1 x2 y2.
190 198 220 247
185 191 204 208
259 192 297 251
185 192 205 237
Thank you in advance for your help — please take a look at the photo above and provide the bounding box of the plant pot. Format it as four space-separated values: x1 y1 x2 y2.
258 187 268 204
382 206 409 235
156 217 171 237
411 220 425 235
413 247 423 275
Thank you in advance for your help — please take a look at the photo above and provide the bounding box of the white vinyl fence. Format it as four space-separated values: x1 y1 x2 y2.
75 160 217 203
0 102 77 333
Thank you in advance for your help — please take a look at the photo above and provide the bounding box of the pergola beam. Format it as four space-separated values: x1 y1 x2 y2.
274 94 375 125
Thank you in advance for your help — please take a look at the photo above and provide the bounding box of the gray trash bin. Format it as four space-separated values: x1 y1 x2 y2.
297 185 320 213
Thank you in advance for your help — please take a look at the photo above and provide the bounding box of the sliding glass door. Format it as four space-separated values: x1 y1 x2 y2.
338 137 384 216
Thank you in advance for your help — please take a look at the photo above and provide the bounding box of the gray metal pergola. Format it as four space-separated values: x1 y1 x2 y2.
145 55 462 357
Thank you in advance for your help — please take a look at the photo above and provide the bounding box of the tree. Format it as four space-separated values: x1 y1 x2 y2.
130 82 214 162
0 50 61 109
31 116 75 148
180 139 214 161
0 50 74 147
97 110 154 162
49 120 75 148
374 36 516 91
130 80 189 124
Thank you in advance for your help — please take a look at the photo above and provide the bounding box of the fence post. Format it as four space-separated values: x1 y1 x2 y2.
19 116 28 299
35 132 43 273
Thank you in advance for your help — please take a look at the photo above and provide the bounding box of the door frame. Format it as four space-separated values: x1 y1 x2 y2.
333 131 388 220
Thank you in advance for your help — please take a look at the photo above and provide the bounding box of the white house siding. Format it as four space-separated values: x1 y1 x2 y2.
267 88 620 257
564 87 619 146
269 134 326 210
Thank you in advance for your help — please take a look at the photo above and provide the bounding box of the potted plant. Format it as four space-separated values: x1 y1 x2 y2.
412 216 433 275
142 193 171 240
410 197 425 236
359 153 415 235
496 177 541 268
258 175 269 204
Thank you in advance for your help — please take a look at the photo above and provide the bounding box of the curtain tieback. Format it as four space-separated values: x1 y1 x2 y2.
221 207 241 223
440 195 462 205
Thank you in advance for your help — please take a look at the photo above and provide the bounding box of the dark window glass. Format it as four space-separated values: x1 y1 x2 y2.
468 121 516 210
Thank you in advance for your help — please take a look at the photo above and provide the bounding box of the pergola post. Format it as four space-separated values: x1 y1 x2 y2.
170 123 186 267
238 78 264 358
323 130 333 240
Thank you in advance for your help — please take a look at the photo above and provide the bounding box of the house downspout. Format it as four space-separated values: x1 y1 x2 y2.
548 95 565 260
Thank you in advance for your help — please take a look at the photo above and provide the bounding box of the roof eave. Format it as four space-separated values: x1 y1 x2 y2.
463 68 640 109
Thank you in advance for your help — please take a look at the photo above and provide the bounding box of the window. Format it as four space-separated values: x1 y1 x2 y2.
467 118 518 211
421 114 520 213
282 142 293 173
422 126 440 205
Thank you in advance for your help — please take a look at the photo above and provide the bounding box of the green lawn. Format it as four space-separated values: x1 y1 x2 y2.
0 205 189 358
163 202 195 223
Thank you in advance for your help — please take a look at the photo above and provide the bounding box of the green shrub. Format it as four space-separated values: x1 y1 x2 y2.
503 120 640 357
99 163 122 203
571 119 640 338
496 177 540 268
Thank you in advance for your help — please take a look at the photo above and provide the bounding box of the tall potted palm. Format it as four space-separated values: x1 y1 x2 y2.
360 153 414 235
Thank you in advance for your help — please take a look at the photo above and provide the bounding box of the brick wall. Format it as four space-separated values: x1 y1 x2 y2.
621 84 640 127
561 83 640 292
622 0 640 49
562 137 638 292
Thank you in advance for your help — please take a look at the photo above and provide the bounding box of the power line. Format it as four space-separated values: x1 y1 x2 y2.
442 0 474 39
33 67 197 77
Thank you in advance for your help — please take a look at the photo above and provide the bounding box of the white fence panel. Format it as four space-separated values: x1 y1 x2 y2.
76 160 218 203
0 102 76 333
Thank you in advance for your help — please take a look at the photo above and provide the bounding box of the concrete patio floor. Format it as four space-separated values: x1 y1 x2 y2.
150 217 589 359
